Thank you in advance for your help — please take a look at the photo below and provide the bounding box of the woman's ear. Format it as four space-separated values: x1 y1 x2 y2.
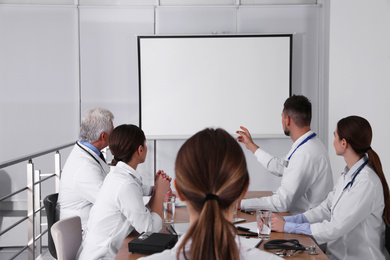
174 180 186 201
342 138 348 148
137 145 143 156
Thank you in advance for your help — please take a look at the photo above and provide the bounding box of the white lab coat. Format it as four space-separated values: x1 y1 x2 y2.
77 162 162 260
304 156 387 260
57 142 110 233
241 131 333 214
139 234 282 260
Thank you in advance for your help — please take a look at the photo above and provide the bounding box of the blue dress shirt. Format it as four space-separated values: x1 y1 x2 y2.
283 214 312 236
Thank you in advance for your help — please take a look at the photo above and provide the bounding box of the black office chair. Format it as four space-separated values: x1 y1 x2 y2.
43 193 59 259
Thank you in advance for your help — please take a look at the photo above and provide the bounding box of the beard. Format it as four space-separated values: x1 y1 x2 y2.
284 127 290 137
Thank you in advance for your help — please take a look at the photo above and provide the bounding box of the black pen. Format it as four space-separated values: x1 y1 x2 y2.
238 233 258 237
240 210 254 215
236 226 250 232
254 239 263 248
170 225 178 235
166 225 177 235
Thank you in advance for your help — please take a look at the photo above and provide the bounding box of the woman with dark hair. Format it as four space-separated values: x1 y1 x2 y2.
141 128 280 260
271 116 390 259
77 124 171 259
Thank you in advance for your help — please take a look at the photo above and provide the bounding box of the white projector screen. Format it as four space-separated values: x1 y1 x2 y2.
138 34 292 139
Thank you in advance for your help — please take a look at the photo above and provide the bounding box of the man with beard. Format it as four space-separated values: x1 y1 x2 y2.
236 95 333 214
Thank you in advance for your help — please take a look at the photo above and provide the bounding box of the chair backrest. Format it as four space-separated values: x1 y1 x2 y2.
51 216 82 260
43 193 59 259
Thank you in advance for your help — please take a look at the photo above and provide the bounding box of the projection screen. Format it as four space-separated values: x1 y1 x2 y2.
138 34 292 139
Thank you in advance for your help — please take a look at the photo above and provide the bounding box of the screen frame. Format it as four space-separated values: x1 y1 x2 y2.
137 34 292 139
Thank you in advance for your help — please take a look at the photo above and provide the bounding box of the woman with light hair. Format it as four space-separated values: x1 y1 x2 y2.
141 128 280 260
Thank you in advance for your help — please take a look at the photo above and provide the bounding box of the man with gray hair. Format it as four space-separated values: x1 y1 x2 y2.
56 108 114 234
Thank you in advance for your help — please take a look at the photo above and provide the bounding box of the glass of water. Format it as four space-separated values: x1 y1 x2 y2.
163 194 176 223
256 209 271 240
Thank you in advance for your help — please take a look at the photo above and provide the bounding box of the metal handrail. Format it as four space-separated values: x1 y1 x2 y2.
0 186 29 203
0 143 73 260
10 245 29 260
0 142 74 169
0 216 29 237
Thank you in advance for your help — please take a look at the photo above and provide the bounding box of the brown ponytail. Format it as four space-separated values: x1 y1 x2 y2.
337 116 390 226
175 128 249 260
367 148 390 226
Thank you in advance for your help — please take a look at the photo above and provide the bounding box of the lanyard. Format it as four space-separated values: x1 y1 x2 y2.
343 160 369 191
287 133 317 160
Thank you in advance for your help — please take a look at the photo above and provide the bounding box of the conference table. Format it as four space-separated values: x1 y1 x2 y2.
115 191 328 260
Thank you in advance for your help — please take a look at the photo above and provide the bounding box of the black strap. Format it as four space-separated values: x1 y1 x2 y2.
99 152 106 163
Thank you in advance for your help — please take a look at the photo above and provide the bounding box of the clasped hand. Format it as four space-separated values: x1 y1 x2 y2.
271 213 286 233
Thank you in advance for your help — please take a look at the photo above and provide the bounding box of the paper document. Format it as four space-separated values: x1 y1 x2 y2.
172 223 190 236
238 236 263 248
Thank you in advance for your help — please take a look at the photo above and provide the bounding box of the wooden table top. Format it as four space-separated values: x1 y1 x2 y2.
115 191 328 260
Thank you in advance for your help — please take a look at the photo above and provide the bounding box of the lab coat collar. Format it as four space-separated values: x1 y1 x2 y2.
78 138 100 157
76 141 110 173
116 161 143 183
341 155 369 180
287 130 315 156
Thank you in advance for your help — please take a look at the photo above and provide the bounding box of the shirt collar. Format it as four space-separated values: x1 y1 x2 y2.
341 155 369 179
78 138 100 157
287 130 314 155
116 161 143 182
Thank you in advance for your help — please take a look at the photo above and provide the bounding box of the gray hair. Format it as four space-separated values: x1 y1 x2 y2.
79 108 114 143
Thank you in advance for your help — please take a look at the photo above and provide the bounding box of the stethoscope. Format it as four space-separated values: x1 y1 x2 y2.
343 159 369 191
76 141 105 168
331 159 369 215
283 133 317 168
264 239 318 257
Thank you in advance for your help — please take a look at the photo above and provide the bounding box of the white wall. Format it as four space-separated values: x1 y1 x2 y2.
23 4 325 192
328 0 390 182
0 5 79 163
0 2 326 200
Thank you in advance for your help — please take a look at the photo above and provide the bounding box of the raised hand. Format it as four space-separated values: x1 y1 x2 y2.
236 126 259 153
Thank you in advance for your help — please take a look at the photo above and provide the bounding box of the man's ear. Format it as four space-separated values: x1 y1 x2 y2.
173 179 186 201
285 115 292 127
100 132 106 142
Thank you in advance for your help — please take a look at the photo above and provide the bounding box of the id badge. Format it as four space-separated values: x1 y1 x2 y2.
283 160 289 168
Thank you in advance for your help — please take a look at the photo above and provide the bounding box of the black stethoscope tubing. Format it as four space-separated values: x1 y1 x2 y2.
76 141 103 167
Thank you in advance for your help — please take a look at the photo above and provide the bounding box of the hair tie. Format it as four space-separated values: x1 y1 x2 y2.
114 156 122 162
204 193 219 202
367 146 372 151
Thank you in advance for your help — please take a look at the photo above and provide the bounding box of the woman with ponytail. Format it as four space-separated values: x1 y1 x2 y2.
141 128 280 260
272 116 390 259
77 124 171 259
